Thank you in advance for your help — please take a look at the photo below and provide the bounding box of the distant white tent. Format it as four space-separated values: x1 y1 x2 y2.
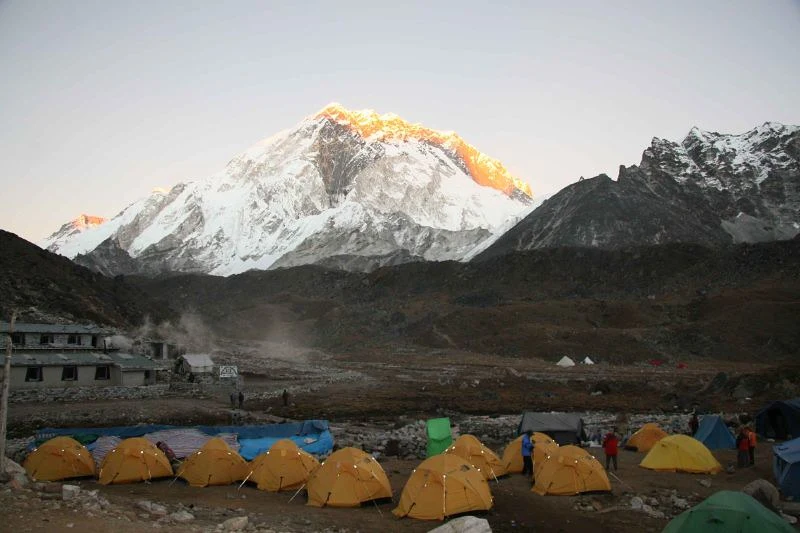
179 353 215 374
582 356 595 365
556 356 575 367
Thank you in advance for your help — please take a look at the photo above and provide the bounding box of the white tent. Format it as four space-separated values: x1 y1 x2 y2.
582 356 595 365
556 356 575 367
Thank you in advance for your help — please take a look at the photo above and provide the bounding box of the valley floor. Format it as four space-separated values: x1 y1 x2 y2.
5 343 799 532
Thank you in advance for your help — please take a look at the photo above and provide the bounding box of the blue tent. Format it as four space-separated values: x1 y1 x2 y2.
756 399 800 440
774 437 800 500
694 415 735 450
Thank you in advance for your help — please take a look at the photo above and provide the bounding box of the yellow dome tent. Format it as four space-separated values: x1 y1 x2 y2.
306 447 392 507
23 436 96 482
244 439 320 492
445 434 507 480
393 454 493 520
177 437 248 487
532 445 611 495
639 434 722 474
627 423 668 453
502 433 558 474
98 437 173 485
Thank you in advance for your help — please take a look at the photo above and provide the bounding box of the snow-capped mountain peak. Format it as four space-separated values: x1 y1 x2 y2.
43 105 534 275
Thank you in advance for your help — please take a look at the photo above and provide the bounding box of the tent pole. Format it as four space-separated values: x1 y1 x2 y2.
608 470 632 490
0 312 16 473
288 482 306 503
237 470 253 491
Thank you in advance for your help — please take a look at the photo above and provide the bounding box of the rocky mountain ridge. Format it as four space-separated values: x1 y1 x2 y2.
477 122 799 260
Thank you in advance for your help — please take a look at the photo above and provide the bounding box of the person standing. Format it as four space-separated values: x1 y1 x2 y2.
238 390 244 409
521 430 535 480
736 427 750 468
689 413 699 436
602 428 619 471
746 426 757 466
282 389 289 407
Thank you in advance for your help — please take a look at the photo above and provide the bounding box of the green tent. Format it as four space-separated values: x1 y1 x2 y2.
664 490 794 533
426 418 452 457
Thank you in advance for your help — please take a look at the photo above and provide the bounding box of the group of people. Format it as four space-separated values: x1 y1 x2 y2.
230 390 245 409
736 426 757 468
229 389 291 410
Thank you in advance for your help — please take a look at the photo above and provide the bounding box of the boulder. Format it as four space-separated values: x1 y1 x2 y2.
222 516 249 531
62 485 81 501
742 479 781 513
428 516 492 533
169 510 195 523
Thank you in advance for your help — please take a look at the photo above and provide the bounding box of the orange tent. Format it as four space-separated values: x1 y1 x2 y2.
532 445 611 496
177 437 248 487
98 437 172 485
502 433 558 474
244 439 320 492
445 434 507 480
627 423 668 453
393 454 493 520
306 447 392 507
23 436 96 482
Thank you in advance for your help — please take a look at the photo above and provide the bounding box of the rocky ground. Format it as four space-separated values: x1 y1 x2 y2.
5 342 800 532
3 441 798 533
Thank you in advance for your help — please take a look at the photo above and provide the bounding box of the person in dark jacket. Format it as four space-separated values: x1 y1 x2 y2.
238 390 244 409
689 413 699 436
282 389 290 407
521 430 534 480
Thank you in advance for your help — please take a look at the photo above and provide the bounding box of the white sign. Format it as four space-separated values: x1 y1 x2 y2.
219 365 238 379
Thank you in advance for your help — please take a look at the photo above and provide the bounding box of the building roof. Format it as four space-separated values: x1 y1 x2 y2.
0 322 108 335
0 351 155 370
180 353 215 370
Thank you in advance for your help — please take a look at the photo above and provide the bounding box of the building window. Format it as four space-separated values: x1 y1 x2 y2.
61 366 78 381
25 367 43 382
67 334 82 345
40 334 54 345
95 366 110 380
11 332 24 345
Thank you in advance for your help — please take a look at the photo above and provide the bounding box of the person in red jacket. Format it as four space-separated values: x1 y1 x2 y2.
746 427 757 466
735 427 750 468
602 428 619 471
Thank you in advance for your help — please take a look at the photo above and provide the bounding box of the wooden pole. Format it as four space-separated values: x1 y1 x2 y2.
0 312 17 472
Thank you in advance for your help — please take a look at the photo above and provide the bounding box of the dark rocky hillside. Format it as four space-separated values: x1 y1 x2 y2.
2 227 798 364
131 238 800 364
0 229 175 327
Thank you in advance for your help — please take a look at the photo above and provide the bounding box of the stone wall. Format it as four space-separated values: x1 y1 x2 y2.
9 384 171 404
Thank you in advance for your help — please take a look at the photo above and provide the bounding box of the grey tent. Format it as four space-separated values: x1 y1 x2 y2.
517 412 586 445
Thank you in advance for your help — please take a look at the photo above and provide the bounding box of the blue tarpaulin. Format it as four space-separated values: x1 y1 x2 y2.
34 420 334 457
239 431 335 460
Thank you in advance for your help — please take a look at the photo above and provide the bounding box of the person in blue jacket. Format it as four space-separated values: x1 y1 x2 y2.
521 430 535 480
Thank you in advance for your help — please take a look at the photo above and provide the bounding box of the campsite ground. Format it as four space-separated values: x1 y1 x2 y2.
0 448 788 532
5 343 800 532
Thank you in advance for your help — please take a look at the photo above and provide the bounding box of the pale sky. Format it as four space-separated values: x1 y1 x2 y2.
1 0 799 244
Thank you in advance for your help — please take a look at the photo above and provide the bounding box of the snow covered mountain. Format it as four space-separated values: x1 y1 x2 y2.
43 104 534 275
476 122 800 260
